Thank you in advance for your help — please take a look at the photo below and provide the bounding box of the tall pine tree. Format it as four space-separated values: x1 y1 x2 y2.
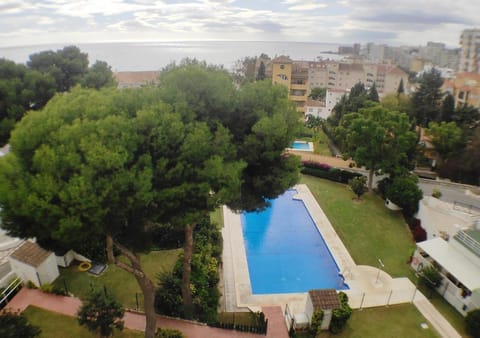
412 68 443 127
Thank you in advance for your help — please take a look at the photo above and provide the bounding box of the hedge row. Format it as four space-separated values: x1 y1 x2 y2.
301 161 362 184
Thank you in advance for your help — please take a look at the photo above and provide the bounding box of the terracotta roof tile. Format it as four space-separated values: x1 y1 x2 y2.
308 289 342 310
10 241 51 267
113 71 160 86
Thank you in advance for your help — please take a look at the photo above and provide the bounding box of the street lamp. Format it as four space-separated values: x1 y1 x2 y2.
375 258 384 285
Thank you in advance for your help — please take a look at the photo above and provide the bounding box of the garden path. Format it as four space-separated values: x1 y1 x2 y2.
7 288 287 337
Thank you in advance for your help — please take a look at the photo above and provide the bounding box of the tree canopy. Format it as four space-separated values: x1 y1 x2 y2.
27 46 89 92
0 64 301 336
411 68 444 126
309 87 327 100
337 104 417 191
77 288 125 338
0 310 41 338
81 60 116 89
426 121 464 163
0 58 56 145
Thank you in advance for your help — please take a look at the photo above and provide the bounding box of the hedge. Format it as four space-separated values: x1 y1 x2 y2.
301 161 362 184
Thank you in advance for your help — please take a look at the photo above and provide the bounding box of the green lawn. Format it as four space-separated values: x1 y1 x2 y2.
429 291 469 337
54 249 181 310
310 304 438 338
23 306 143 338
301 175 472 336
301 175 416 280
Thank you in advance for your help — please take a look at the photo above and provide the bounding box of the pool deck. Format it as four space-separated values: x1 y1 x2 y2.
222 184 461 338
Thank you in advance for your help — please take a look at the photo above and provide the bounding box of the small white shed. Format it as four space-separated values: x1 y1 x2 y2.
306 289 342 330
8 241 59 287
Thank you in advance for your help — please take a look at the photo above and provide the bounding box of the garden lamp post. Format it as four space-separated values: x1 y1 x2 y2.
375 258 384 285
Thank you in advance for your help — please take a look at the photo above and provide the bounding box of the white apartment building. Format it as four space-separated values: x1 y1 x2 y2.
459 29 480 73
307 61 407 98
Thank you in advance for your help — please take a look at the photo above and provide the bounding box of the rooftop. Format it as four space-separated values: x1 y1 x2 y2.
308 289 342 310
10 241 52 267
418 237 480 291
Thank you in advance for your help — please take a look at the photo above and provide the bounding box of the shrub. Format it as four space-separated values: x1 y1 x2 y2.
431 188 442 199
155 217 221 323
77 288 124 338
300 160 361 184
349 176 367 200
329 292 352 334
419 266 443 291
156 328 185 338
26 281 37 289
0 310 41 338
309 310 324 335
385 175 423 218
412 224 427 242
465 309 480 338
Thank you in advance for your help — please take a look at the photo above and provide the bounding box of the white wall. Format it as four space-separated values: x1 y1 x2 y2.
37 253 59 285
8 258 40 287
416 197 473 240
55 250 75 267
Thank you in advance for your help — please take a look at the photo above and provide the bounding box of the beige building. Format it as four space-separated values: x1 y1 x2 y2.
443 72 480 108
459 29 480 73
271 56 308 113
270 56 408 115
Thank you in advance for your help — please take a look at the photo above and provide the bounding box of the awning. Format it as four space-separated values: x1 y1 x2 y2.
418 237 480 291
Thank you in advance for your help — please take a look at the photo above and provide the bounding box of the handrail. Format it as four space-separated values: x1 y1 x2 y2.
0 277 22 305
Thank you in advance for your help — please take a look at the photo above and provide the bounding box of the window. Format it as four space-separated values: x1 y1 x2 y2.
280 65 285 70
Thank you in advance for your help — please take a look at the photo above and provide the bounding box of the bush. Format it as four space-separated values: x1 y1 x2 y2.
465 309 480 338
155 217 221 323
156 328 185 338
349 176 367 199
385 175 423 218
431 188 442 199
419 266 443 290
329 292 352 334
301 161 361 184
0 310 41 338
309 310 324 335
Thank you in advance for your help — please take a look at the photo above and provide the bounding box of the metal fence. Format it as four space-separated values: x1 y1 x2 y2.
346 287 418 309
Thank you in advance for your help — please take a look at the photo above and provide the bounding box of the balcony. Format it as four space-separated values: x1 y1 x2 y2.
291 83 307 90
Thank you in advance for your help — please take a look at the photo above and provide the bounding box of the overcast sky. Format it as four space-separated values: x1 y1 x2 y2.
1 0 477 48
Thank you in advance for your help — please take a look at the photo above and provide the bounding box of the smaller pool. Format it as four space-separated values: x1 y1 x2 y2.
290 141 313 151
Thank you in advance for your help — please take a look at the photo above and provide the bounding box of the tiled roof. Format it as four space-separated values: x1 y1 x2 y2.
10 241 51 267
272 55 293 64
338 63 364 72
113 71 160 86
308 289 342 310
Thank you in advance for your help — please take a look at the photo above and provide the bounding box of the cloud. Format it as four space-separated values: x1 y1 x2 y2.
0 0 477 47
282 0 327 11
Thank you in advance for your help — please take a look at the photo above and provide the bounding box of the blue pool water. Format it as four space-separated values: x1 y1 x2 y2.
291 141 311 150
241 189 348 294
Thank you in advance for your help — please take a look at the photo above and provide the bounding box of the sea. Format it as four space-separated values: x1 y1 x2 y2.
0 41 342 72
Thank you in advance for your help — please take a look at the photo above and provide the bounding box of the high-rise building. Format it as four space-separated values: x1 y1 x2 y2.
459 29 480 73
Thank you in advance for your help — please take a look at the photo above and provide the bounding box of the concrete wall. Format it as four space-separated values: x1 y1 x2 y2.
8 257 39 286
0 261 15 288
37 253 59 285
8 252 59 287
55 250 76 267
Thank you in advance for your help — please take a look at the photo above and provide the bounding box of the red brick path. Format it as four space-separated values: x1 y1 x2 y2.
7 288 289 338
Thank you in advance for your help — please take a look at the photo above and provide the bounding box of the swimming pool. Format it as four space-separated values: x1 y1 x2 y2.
241 189 348 294
290 141 313 152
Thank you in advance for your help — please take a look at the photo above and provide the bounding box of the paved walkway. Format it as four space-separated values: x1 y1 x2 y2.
7 288 286 338
222 183 463 338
